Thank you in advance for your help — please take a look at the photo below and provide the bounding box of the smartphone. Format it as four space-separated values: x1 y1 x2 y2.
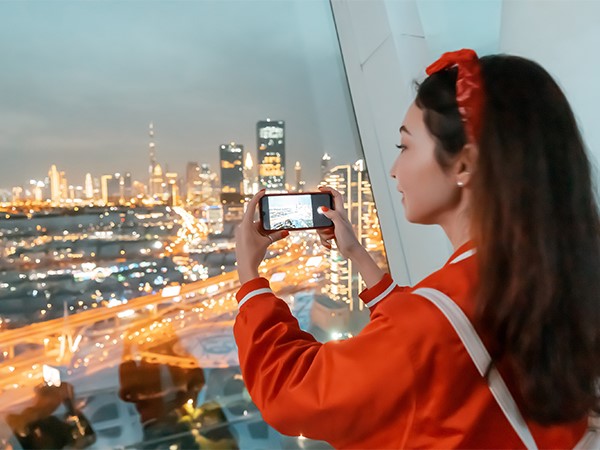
259 192 334 231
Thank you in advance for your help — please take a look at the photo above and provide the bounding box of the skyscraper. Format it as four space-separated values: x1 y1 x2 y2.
84 173 94 200
48 165 61 204
294 161 304 192
59 171 68 203
321 160 379 312
123 172 133 202
199 164 218 203
100 175 113 205
107 173 122 204
148 122 157 196
321 153 331 179
165 172 181 206
257 120 285 190
243 152 258 196
220 143 244 205
186 162 200 202
148 122 164 199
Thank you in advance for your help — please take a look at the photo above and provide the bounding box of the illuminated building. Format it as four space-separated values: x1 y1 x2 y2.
148 123 164 199
11 186 23 203
132 180 146 199
294 161 304 192
243 152 258 196
106 173 124 204
321 159 380 312
85 173 94 200
59 171 68 203
68 185 75 201
257 120 285 190
165 172 181 206
321 153 331 179
200 164 218 202
186 162 200 202
219 143 244 206
122 172 132 202
31 180 44 202
48 164 62 204
100 175 112 205
150 164 164 199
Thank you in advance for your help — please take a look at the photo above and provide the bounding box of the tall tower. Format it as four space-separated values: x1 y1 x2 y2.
257 119 285 191
48 165 61 204
148 122 157 196
321 160 381 312
147 123 164 199
321 153 331 180
243 152 257 195
84 173 94 200
220 142 244 205
294 161 304 192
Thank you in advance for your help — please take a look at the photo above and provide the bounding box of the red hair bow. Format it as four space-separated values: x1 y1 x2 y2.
426 49 484 144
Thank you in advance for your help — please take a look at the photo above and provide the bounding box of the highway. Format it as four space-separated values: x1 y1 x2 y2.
0 238 326 411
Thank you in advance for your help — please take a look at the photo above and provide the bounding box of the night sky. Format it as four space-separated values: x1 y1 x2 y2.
0 0 364 192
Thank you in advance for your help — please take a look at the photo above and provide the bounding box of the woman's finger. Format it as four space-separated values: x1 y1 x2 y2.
319 235 332 249
315 228 334 240
318 186 345 212
243 189 266 224
268 230 290 243
319 206 343 226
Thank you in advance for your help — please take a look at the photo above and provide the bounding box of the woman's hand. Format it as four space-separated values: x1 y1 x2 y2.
316 186 365 260
317 186 385 288
235 189 289 285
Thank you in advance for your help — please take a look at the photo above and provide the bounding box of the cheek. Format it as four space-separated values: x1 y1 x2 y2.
398 155 455 221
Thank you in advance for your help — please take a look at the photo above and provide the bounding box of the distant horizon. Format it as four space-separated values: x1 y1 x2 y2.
3 119 336 192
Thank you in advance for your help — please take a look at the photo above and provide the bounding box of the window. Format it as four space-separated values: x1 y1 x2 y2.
0 1 388 448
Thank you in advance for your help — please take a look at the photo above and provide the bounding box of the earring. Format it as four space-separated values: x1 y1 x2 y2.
457 181 465 187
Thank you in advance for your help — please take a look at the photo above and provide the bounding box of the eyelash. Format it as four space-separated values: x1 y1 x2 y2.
396 144 407 152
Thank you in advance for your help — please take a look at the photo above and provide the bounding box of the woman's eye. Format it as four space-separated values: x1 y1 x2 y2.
396 144 407 152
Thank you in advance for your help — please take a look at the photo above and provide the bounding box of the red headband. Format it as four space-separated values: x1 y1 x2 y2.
426 48 484 144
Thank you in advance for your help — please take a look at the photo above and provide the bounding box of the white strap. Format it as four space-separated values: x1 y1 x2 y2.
574 413 600 449
412 287 539 450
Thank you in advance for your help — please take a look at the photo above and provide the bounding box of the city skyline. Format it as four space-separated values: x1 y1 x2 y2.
2 119 327 196
0 0 364 191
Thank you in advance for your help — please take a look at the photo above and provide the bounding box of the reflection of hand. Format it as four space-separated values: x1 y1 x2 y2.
316 186 364 260
235 190 289 284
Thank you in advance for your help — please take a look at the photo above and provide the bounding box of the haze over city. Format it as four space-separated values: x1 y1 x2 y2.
0 0 363 192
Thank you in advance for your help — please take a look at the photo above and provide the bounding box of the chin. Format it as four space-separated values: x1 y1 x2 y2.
404 208 436 225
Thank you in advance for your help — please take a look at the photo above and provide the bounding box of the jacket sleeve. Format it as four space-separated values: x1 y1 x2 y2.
233 277 416 447
358 272 407 313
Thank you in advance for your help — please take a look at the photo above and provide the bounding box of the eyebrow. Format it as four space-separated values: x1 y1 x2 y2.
399 125 411 135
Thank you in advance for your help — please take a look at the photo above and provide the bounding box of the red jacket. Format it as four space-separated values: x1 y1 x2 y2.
233 241 587 448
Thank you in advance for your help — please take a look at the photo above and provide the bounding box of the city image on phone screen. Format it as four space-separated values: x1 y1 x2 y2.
260 193 333 231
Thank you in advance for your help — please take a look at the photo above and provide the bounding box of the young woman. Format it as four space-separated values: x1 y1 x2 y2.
233 49 600 448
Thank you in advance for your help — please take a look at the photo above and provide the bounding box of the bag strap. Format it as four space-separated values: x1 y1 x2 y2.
413 287 599 450
412 287 538 450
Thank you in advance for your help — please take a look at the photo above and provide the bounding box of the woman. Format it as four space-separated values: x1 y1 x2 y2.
234 50 600 448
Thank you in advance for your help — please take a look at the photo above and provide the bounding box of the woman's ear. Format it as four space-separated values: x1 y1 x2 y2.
454 143 477 187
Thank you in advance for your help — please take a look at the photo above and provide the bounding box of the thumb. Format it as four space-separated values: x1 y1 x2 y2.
268 230 290 243
318 206 340 224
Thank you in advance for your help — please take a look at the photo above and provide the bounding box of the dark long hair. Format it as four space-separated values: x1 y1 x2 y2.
416 55 600 424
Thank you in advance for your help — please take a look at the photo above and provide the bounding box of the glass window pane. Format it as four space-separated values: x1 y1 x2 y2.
0 1 389 449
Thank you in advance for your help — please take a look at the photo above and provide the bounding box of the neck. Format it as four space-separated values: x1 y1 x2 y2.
438 196 472 250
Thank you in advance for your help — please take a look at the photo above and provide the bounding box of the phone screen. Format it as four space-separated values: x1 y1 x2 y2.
260 193 334 231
